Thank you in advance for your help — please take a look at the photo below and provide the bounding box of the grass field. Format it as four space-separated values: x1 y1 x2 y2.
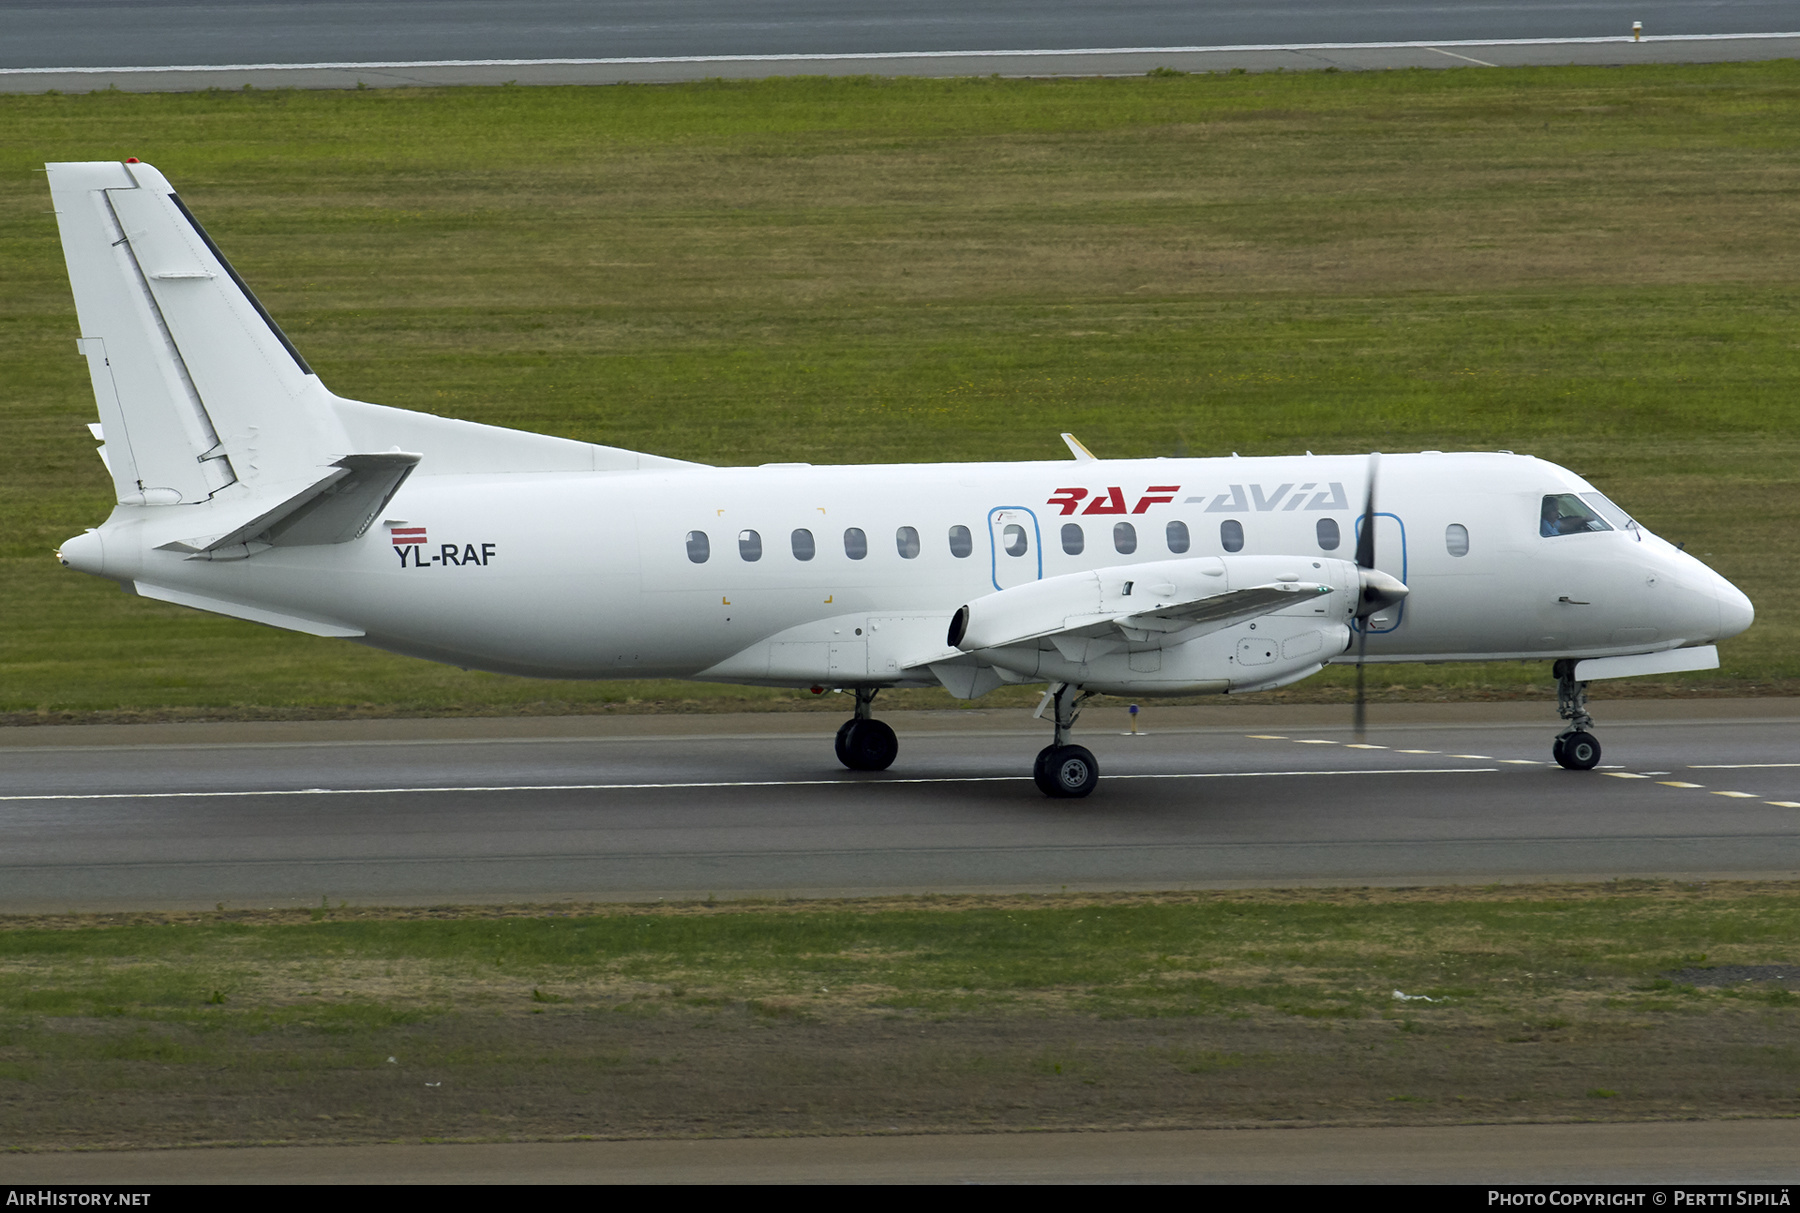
4 63 1798 720
2 883 1797 1147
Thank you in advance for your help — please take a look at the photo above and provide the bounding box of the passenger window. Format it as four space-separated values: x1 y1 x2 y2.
1166 520 1190 554
844 527 867 560
1061 523 1084 556
1003 524 1028 557
685 531 709 564
948 525 973 558
738 529 762 562
791 528 815 561
1445 523 1470 557
896 526 920 559
1316 518 1340 551
1113 521 1137 555
1540 494 1611 537
1220 519 1244 553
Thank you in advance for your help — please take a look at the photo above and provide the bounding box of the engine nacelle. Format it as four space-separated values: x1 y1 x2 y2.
949 554 1362 652
981 617 1352 695
947 554 1367 696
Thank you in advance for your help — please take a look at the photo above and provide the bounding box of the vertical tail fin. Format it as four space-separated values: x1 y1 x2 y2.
47 161 351 505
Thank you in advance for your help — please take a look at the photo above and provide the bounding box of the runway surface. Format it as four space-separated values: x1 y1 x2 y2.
4 0 1793 68
5 1119 1799 1184
2 0 1796 91
2 701 1796 913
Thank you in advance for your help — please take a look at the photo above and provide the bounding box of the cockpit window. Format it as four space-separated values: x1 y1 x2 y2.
1579 492 1637 532
1540 493 1612 537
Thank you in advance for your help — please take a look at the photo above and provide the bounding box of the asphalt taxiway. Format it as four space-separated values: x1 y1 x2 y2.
6 35 1797 94
1 0 1795 92
2 699 1795 913
3 0 1792 68
5 1119 1799 1184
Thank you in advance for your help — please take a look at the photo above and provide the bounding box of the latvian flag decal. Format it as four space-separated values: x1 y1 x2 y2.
390 526 427 547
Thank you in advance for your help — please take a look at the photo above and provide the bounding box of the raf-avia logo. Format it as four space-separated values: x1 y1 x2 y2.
1189 482 1350 512
1047 485 1181 516
389 525 496 569
1048 482 1352 516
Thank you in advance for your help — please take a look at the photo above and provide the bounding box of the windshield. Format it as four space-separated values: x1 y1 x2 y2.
1540 493 1613 537
1579 491 1639 533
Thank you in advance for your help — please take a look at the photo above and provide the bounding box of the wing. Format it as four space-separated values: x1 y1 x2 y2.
945 556 1348 662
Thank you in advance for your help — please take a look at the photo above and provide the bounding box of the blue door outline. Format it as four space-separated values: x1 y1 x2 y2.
987 506 1043 591
1352 511 1408 634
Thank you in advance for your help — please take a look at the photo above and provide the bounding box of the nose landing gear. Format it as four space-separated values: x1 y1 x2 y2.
1552 659 1602 770
1033 682 1099 798
835 687 898 771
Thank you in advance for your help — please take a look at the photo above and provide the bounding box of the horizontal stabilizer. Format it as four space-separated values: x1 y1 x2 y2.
156 452 419 559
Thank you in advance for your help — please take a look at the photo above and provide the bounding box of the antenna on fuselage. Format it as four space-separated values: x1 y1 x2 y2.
1061 433 1097 462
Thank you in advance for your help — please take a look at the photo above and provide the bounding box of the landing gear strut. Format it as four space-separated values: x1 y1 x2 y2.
1034 682 1099 798
835 687 898 771
1552 659 1602 771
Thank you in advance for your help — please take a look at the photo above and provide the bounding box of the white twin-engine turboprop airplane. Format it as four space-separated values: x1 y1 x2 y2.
47 160 1755 797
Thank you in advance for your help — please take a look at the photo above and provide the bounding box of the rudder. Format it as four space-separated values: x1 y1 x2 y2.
48 160 351 505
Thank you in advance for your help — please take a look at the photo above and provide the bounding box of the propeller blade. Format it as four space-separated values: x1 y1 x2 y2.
1351 454 1408 621
1353 452 1379 739
1355 452 1379 570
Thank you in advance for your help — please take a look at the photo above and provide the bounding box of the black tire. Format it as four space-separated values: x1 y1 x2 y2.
1554 730 1601 770
1032 745 1057 795
839 719 898 771
1035 744 1099 798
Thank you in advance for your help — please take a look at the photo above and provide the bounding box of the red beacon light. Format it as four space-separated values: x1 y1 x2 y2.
125 157 139 163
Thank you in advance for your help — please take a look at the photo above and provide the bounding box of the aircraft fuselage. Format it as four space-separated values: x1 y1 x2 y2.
60 451 1751 688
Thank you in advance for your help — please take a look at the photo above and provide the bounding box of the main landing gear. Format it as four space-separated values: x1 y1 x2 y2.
832 683 1101 795
1034 682 1099 798
835 687 898 772
1551 658 1602 771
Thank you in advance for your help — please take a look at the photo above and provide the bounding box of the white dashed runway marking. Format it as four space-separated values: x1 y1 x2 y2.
1242 733 1797 807
0 767 1499 802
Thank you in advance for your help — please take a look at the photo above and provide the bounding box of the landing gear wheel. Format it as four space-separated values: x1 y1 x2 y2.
835 718 898 771
1033 744 1099 798
1553 730 1601 771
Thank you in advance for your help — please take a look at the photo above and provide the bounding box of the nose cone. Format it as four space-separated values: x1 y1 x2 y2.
1715 577 1755 641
